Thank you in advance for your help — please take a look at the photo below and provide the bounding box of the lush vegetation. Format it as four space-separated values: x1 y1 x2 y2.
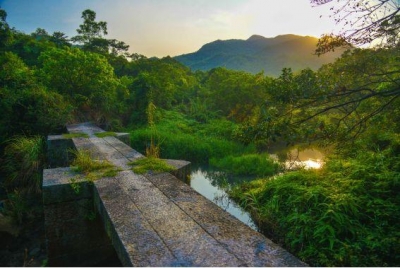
230 131 400 266
1 4 399 267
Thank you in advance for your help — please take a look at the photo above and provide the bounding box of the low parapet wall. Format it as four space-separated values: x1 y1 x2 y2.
43 122 307 267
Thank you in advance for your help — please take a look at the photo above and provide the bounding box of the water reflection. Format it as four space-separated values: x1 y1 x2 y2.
188 146 328 232
270 147 326 170
190 166 257 230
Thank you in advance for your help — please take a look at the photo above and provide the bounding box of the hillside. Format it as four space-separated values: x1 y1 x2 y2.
174 34 345 76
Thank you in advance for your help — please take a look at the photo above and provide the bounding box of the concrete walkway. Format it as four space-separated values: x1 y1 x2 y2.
44 122 307 266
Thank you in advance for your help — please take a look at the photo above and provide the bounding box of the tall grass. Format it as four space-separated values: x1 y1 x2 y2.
3 136 44 193
130 109 255 163
130 127 254 164
2 136 45 224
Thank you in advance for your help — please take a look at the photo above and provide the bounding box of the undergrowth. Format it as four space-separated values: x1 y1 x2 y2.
230 133 400 266
2 136 44 225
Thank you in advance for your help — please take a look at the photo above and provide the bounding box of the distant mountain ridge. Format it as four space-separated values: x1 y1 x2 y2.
174 34 344 76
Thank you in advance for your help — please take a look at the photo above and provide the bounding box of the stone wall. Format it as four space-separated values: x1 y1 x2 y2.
42 167 119 266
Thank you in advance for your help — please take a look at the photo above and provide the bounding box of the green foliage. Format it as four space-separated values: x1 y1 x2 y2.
71 9 129 57
69 177 81 194
130 110 254 164
38 47 128 124
202 68 267 122
210 153 280 177
0 52 72 139
2 190 28 225
3 136 44 193
2 136 45 225
231 133 400 266
128 157 176 174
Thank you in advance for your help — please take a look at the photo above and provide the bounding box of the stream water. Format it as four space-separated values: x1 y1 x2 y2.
189 146 328 230
190 166 258 230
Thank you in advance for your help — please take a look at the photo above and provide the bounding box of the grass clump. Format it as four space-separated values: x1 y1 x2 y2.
2 136 45 225
128 157 176 174
62 132 89 139
210 153 280 177
3 136 44 193
94 131 117 138
70 149 121 182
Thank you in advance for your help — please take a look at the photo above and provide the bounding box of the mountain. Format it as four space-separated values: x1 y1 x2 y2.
174 34 345 76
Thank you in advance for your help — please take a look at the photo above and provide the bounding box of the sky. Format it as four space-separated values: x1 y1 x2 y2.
0 0 338 57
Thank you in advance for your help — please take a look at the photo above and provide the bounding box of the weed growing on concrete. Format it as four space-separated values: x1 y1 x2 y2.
94 132 117 138
128 157 176 174
69 149 121 181
68 177 81 194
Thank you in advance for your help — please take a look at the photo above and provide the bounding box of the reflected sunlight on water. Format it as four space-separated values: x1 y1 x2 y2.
270 147 326 170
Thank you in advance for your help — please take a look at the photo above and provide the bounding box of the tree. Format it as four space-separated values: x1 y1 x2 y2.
312 0 400 53
38 47 128 124
0 8 12 51
0 52 71 139
263 1 400 142
50 31 71 48
71 9 107 45
296 48 400 139
203 68 267 122
71 9 129 56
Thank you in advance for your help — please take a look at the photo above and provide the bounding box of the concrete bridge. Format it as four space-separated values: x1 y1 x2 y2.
43 122 307 267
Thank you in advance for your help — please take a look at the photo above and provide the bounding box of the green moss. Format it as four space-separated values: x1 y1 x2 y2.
62 132 89 139
128 157 176 174
94 131 117 138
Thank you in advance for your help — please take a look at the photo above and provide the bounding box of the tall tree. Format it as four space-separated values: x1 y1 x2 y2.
0 8 12 51
71 9 107 45
71 9 129 56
